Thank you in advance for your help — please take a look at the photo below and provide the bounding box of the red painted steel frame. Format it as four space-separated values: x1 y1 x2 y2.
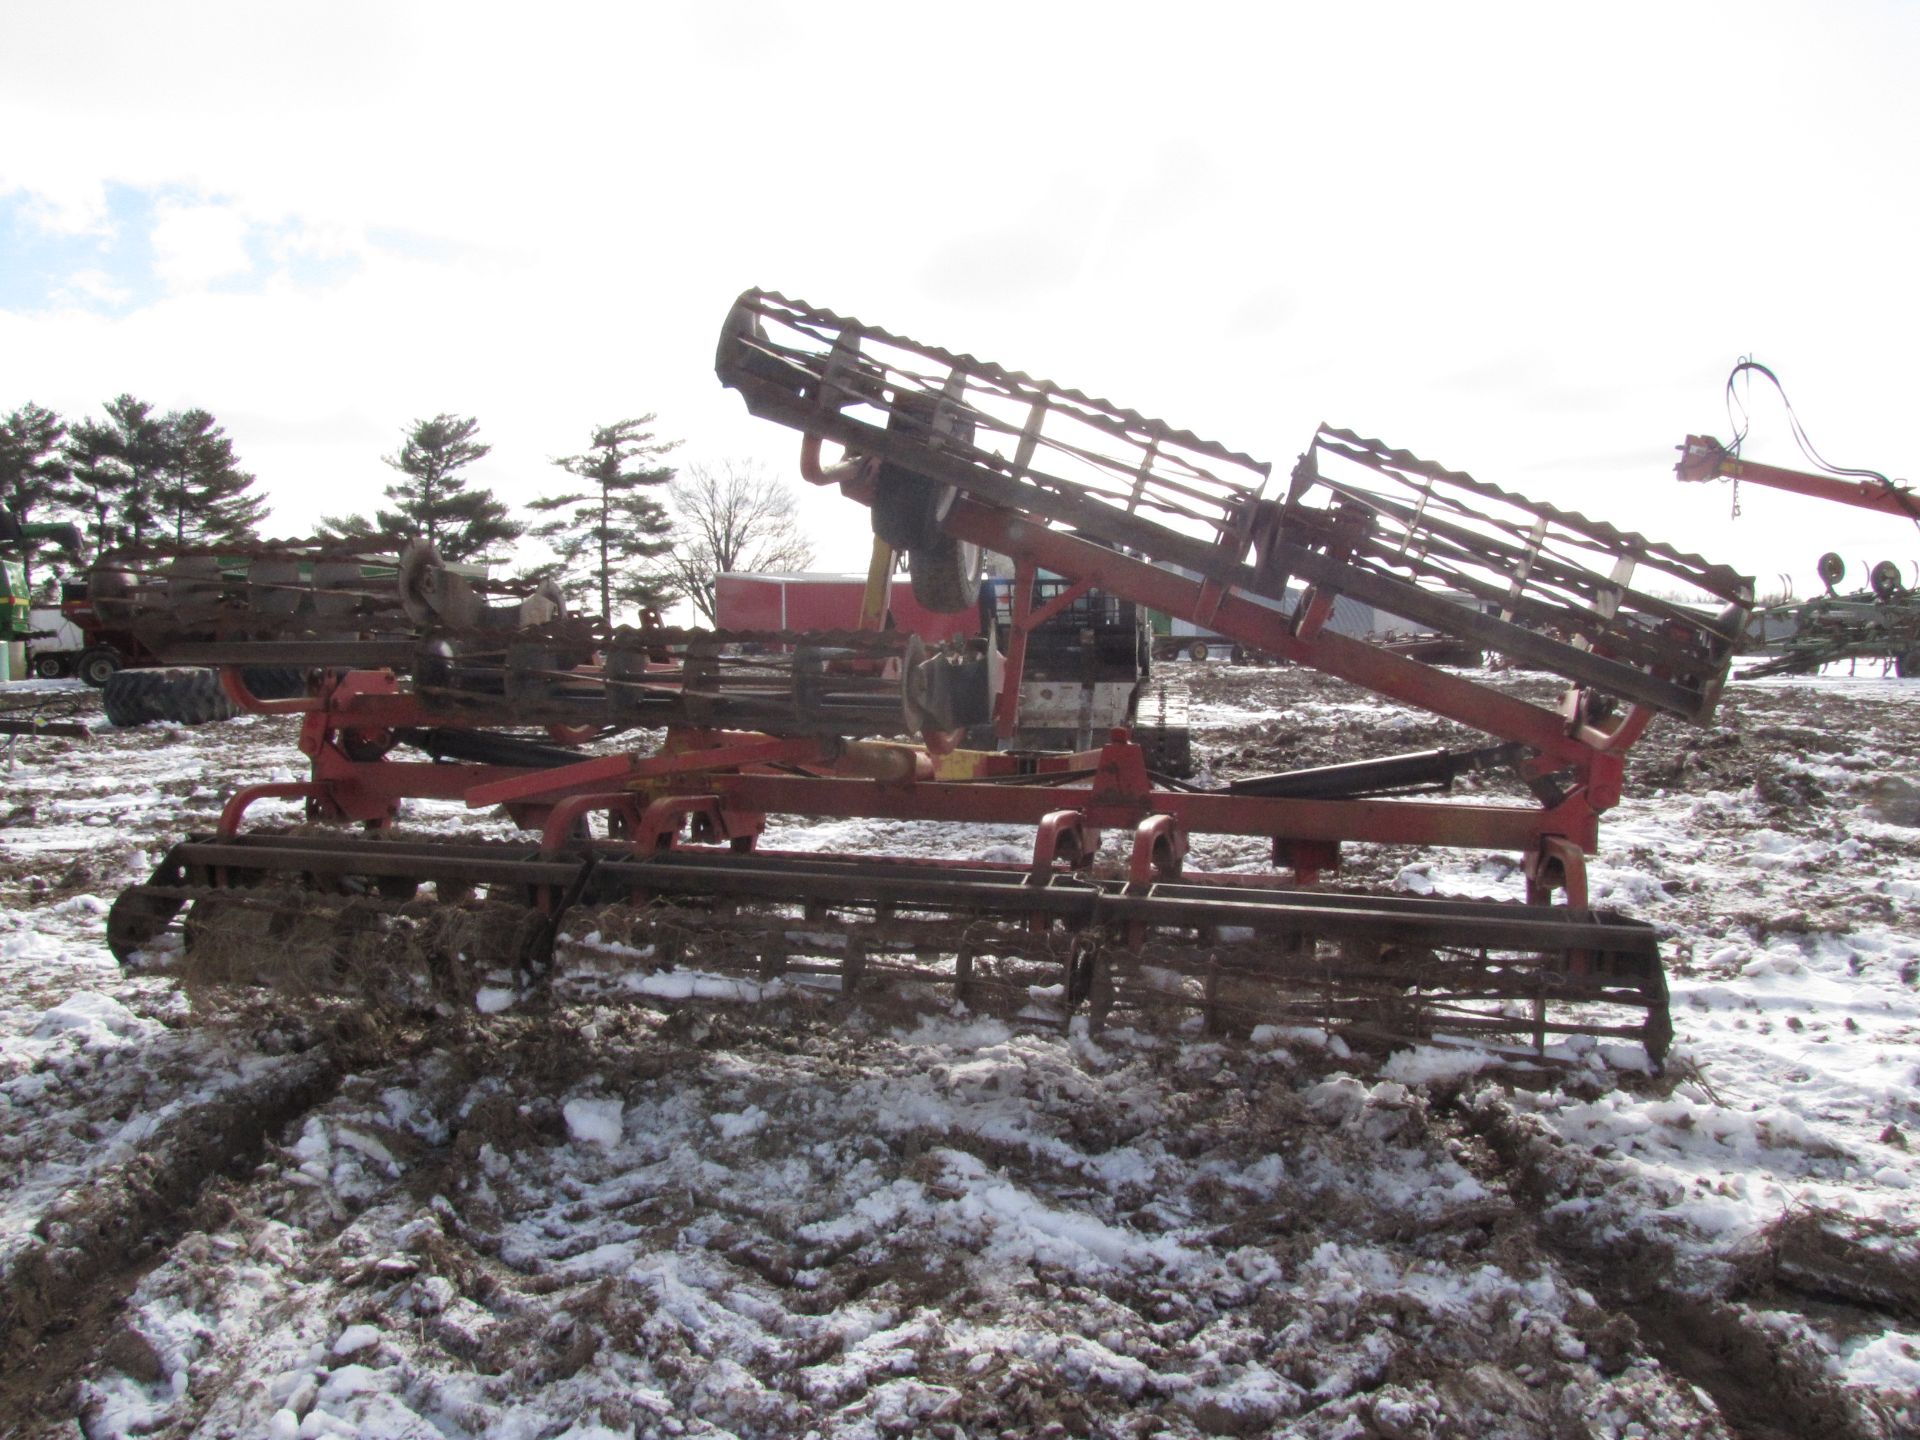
785 444 1638 896
220 667 1601 909
215 430 1638 899
707 771 1598 853
944 492 1620 768
992 556 1096 740
1677 435 1920 519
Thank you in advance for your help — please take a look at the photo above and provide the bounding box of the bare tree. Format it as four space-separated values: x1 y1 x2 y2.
665 460 815 623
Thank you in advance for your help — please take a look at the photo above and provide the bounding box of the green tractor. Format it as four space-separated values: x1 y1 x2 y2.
1 510 83 683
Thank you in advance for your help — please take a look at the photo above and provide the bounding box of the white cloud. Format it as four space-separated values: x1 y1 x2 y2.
54 268 133 307
150 200 255 292
18 185 112 238
0 3 1915 591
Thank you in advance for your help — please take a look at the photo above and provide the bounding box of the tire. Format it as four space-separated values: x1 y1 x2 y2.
872 468 946 552
102 669 151 727
77 647 121 687
240 664 308 701
31 653 67 680
909 533 984 614
151 668 239 725
104 667 240 728
871 387 976 553
1898 650 1919 679
1187 640 1210 662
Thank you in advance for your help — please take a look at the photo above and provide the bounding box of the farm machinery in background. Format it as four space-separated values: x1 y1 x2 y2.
718 567 1192 775
0 510 92 738
1 508 161 687
98 290 1754 1069
1724 551 1920 680
2 511 307 720
1 509 83 684
1677 360 1920 677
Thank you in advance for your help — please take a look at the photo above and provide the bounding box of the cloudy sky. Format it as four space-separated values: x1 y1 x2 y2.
3 2 1916 600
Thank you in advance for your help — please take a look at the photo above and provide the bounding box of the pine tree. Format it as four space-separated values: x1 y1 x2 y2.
529 417 679 624
59 424 122 554
370 414 522 564
315 512 377 543
62 395 169 549
0 402 75 585
154 408 269 545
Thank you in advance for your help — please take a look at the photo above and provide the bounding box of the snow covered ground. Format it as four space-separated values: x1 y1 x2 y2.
1 668 1916 1439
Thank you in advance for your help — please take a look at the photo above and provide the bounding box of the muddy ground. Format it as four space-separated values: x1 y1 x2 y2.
0 665 1916 1439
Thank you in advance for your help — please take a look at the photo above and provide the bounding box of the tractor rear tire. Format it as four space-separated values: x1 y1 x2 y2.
102 669 152 727
77 647 121 687
102 667 240 728
155 668 240 725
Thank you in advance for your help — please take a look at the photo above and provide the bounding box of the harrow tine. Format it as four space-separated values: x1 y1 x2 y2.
110 833 1674 1069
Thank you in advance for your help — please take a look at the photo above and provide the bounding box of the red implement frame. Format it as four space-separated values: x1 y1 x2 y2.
215 656 1607 902
1678 434 1920 520
102 295 1750 1071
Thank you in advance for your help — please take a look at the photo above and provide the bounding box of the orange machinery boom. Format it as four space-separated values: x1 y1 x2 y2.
1677 435 1920 520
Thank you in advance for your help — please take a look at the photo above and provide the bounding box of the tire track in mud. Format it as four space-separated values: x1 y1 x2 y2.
0 1034 345 1437
1442 1086 1907 1440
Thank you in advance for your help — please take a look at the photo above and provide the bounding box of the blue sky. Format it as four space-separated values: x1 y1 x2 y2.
2 2 1917 596
0 186 162 313
0 185 376 315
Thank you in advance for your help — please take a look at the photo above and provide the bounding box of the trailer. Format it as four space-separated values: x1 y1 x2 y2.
712 571 976 643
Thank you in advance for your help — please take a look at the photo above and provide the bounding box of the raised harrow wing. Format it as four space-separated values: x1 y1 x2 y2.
716 290 1752 723
100 290 1756 1073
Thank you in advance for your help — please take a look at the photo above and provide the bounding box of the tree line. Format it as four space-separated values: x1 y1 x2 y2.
0 397 264 575
0 399 814 624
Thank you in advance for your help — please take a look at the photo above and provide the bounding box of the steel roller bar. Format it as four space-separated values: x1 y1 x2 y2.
124 834 1660 974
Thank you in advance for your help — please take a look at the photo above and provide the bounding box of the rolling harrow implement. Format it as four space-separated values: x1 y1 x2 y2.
103 290 1756 1070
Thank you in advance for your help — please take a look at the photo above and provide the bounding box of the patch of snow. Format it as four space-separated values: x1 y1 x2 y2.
563 1096 625 1147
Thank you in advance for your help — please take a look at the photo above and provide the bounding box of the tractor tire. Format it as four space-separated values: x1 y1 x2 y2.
153 668 241 725
1187 640 1210 662
31 653 68 680
101 669 153 727
909 533 984 614
1898 650 1919 679
240 664 308 701
77 647 121 687
103 668 240 728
